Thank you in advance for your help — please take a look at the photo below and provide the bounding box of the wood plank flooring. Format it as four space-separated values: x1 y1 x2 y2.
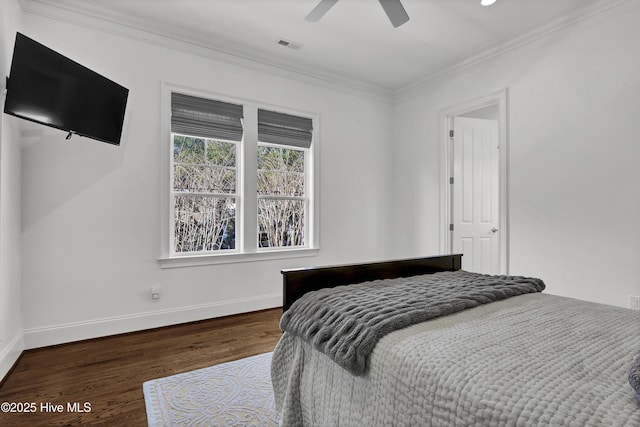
0 308 282 426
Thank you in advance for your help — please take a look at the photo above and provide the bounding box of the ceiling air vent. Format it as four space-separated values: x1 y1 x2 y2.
276 38 302 50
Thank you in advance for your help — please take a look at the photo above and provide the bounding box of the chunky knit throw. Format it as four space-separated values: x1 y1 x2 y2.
629 354 640 402
280 270 545 375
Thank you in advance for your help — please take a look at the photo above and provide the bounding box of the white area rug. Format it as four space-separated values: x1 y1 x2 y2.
143 352 277 427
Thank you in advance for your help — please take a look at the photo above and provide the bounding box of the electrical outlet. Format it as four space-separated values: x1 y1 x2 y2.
629 295 640 310
151 286 161 300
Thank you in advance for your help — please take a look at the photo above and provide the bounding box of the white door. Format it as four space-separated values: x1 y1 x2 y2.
451 117 500 274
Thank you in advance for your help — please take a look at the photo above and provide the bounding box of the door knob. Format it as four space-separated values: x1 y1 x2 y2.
490 228 498 233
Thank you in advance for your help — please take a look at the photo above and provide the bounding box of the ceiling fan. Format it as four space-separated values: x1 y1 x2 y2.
305 0 410 28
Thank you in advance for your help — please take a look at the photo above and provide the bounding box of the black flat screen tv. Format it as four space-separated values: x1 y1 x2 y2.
4 33 129 146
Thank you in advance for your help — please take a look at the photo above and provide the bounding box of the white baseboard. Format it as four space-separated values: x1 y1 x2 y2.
0 332 24 382
23 294 281 350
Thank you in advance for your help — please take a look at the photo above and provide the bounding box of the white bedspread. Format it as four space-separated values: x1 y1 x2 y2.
272 293 640 426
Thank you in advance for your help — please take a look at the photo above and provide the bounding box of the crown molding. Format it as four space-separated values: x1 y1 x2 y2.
18 0 394 103
18 0 631 105
393 0 632 103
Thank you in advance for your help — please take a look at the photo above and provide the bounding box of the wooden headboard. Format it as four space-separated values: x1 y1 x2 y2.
281 254 462 311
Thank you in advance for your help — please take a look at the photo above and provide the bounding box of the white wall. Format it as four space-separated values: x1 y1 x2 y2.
18 12 395 347
0 0 24 379
10 1 640 353
392 1 640 308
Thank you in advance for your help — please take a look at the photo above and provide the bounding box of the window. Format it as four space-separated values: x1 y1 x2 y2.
257 109 313 249
257 145 305 248
170 93 242 253
162 88 317 265
173 135 237 252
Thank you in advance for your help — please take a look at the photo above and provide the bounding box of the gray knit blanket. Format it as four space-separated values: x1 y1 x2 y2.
280 270 545 375
630 354 640 402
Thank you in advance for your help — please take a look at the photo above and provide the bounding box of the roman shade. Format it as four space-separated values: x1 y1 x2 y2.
171 93 244 142
258 109 313 149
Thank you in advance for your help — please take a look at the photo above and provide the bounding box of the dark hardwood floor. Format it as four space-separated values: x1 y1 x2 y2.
0 308 282 426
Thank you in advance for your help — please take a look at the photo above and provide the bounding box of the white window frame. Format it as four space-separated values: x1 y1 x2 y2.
170 132 239 254
158 83 319 268
256 141 309 252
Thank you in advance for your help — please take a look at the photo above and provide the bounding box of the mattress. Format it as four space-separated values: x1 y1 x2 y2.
271 293 640 426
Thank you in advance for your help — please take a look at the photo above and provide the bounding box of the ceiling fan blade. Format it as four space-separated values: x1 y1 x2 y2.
305 0 340 23
378 0 409 28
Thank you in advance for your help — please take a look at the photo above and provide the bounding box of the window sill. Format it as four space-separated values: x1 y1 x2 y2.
157 247 319 269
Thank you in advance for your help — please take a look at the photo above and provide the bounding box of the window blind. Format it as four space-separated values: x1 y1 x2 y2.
258 109 313 149
171 93 244 142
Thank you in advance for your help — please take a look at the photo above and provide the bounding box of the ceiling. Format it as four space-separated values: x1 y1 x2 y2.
22 0 611 93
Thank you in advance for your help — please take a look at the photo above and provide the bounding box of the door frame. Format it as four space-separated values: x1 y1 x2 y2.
439 89 509 274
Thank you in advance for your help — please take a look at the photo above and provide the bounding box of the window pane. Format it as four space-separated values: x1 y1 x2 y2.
257 146 304 196
258 146 304 172
174 165 236 193
258 199 304 248
204 166 236 193
174 135 237 166
174 135 205 163
174 135 236 194
174 164 205 192
174 196 236 252
207 139 236 166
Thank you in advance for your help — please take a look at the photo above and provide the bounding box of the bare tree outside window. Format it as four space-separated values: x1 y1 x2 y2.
257 145 306 248
173 135 237 252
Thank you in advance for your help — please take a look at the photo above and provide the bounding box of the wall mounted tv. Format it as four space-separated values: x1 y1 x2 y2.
4 33 129 146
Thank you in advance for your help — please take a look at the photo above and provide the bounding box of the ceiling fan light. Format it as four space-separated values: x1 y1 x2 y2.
481 0 497 6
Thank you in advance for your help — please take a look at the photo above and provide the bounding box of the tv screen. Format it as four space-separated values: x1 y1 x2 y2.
4 33 129 146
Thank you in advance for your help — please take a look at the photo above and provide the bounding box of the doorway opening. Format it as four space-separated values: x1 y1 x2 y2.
439 89 508 275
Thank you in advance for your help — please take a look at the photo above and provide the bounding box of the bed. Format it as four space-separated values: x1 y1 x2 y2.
271 254 640 426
